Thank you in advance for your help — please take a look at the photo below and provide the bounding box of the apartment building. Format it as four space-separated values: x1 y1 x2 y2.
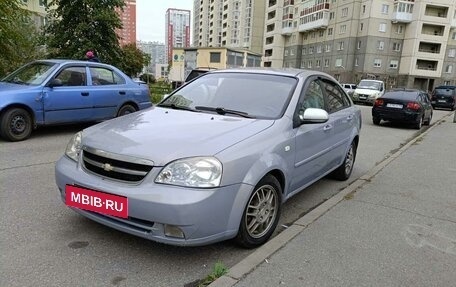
137 41 166 74
21 0 48 29
165 8 191 63
118 0 137 46
193 0 266 54
263 0 456 90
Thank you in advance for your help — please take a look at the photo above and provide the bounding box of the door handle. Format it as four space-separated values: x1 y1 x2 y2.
323 124 333 131
81 92 89 96
119 91 126 95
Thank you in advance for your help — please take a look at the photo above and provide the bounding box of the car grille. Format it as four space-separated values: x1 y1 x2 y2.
82 147 154 182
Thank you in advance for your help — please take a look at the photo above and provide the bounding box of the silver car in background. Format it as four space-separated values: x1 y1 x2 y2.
55 69 361 248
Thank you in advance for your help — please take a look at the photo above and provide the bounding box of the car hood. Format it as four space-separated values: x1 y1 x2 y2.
82 107 274 166
354 88 380 95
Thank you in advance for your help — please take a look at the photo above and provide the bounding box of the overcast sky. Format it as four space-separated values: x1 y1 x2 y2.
137 0 193 43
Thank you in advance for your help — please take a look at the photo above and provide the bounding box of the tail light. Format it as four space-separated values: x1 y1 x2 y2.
406 102 421 110
374 99 384 107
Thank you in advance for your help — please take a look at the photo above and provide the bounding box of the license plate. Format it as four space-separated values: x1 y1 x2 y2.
65 185 128 218
386 103 403 109
438 100 446 103
360 96 367 100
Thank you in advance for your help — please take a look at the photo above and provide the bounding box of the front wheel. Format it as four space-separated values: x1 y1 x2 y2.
117 104 137 117
0 108 33 141
235 175 282 248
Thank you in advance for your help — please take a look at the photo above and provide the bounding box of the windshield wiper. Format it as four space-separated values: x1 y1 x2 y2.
156 103 201 113
195 106 255 118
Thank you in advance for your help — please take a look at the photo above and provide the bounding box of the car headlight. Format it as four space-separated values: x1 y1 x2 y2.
155 157 222 188
353 92 358 97
65 131 82 162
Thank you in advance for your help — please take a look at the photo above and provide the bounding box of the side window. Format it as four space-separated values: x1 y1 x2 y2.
55 67 86 86
89 67 125 85
301 80 325 109
320 79 350 113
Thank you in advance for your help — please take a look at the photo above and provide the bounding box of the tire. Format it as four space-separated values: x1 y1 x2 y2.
235 175 282 248
373 117 381 125
424 112 432 126
331 140 357 181
414 116 423 130
0 108 33 141
117 104 137 117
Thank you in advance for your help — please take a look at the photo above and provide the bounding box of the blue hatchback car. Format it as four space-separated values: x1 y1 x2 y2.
0 60 152 141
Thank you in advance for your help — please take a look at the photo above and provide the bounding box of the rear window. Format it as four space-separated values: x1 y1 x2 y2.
434 88 455 96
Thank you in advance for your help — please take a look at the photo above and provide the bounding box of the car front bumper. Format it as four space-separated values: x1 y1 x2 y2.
55 156 253 246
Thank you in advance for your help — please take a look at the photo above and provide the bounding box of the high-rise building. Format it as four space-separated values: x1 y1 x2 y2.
263 0 456 90
193 0 266 54
21 0 49 30
137 41 166 74
165 8 191 63
118 0 137 46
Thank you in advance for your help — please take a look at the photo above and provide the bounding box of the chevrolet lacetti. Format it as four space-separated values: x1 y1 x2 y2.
55 69 362 248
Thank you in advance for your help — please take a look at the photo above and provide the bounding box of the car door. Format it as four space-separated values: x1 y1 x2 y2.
319 77 357 169
88 66 127 120
419 93 432 119
43 65 93 124
289 77 337 194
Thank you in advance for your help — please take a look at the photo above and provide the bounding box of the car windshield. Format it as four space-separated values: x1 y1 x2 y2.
2 62 58 86
158 72 297 119
434 88 454 96
358 80 381 90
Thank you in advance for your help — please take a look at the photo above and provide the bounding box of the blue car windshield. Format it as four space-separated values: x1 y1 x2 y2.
2 62 58 86
159 72 297 119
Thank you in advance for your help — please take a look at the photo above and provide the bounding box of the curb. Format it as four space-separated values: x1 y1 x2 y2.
209 111 455 287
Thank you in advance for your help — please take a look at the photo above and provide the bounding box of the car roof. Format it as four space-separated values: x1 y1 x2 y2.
434 86 456 90
383 90 422 100
34 59 115 68
209 68 336 80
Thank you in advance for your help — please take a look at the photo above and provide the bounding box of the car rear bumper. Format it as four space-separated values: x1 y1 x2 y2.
372 108 420 123
55 156 252 246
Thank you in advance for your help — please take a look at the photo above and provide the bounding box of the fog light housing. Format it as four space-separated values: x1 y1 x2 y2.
164 224 185 239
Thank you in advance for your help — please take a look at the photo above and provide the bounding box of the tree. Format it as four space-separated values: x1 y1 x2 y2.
44 0 125 65
0 0 44 77
119 43 151 77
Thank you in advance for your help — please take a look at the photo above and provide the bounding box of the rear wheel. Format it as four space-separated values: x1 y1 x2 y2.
373 117 381 125
414 116 423 129
424 112 432 126
0 108 33 141
331 140 357 181
235 175 282 248
117 104 137 117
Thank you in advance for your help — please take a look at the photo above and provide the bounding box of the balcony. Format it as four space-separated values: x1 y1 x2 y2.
392 11 412 23
418 42 441 55
416 60 438 71
281 20 294 36
298 11 330 32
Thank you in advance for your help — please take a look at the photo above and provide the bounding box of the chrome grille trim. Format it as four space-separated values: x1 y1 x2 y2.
82 146 154 166
83 157 148 176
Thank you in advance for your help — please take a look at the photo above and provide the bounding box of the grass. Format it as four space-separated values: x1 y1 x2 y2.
197 262 228 287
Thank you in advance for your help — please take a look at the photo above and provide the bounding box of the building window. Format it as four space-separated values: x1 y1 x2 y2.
337 41 344 50
445 65 453 73
284 49 289 56
360 23 364 31
302 48 307 55
325 44 331 52
324 59 330 67
379 23 386 32
330 12 335 20
362 5 366 13
317 45 322 53
290 49 294 56
309 47 314 54
341 7 348 17
444 81 451 85
355 57 359 66
339 25 346 34
210 52 221 63
452 32 456 40
316 59 321 67
378 41 385 50
307 61 312 68
301 60 306 68
335 58 343 67
381 4 389 14
374 59 382 67
389 60 399 69
397 25 404 34
449 49 456 58
393 42 401 52
328 28 333 36
357 41 361 49
319 30 324 37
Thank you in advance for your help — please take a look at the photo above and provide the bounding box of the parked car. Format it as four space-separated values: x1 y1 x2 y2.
0 60 152 141
341 83 357 97
372 89 433 129
430 86 456 111
352 79 385 105
55 68 362 248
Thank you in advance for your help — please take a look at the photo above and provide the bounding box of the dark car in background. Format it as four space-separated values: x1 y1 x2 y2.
0 60 152 141
431 86 456 111
372 89 433 129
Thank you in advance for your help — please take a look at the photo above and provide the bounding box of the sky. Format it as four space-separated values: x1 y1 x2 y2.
136 0 193 43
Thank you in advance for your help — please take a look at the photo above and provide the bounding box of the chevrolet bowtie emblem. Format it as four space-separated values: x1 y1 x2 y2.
102 163 114 172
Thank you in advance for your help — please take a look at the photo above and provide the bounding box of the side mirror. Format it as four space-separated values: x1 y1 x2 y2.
48 78 63 88
299 108 329 124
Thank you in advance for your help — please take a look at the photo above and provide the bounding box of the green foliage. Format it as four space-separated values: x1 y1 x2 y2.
149 82 172 104
118 43 151 77
44 0 125 65
0 0 45 77
140 73 156 84
197 262 228 287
